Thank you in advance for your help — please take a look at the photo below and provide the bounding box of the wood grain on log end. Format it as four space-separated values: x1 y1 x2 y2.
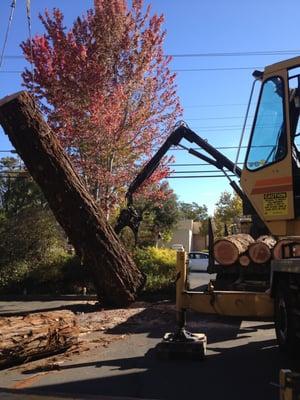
248 242 271 264
239 255 250 267
214 240 239 265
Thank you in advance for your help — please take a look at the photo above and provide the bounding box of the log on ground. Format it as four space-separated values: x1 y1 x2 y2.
0 310 78 369
214 234 255 265
248 235 276 264
0 92 145 306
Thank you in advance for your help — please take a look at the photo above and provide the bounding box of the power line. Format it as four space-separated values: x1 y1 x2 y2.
184 103 247 108
4 49 300 59
0 0 17 70
168 50 300 58
173 66 262 72
0 66 263 74
0 150 17 153
167 174 236 178
185 116 253 121
0 70 22 73
170 170 232 174
160 144 269 151
169 162 243 166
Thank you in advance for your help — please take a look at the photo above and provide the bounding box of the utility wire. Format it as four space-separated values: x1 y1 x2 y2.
173 67 262 72
169 162 244 166
0 0 17 70
4 49 300 59
0 66 263 73
185 103 247 108
168 50 300 58
186 116 254 121
167 174 236 178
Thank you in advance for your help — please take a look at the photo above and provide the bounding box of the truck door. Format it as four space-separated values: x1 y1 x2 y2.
241 72 295 236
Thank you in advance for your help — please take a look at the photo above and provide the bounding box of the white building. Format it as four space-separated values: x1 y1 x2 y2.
163 219 207 252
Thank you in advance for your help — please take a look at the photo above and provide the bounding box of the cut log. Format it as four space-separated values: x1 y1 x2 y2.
273 237 300 259
0 310 78 369
239 254 250 267
248 235 276 264
214 234 255 265
0 92 145 306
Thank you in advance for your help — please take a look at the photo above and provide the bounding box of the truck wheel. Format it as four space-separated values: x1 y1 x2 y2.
274 281 300 356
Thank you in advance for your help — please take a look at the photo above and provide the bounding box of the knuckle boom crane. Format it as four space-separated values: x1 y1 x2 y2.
116 56 300 358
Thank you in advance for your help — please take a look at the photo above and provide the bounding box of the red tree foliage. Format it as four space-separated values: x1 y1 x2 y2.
21 0 182 214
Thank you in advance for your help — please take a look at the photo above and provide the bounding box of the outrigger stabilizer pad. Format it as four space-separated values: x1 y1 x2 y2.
156 328 207 360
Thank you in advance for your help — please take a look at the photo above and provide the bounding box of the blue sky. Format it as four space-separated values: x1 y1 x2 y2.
0 0 300 214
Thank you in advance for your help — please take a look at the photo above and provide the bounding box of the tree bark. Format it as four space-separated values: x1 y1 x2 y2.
214 234 255 265
0 92 145 306
248 235 276 264
0 310 78 369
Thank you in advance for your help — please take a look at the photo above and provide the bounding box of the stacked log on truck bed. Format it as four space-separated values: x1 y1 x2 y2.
213 233 300 266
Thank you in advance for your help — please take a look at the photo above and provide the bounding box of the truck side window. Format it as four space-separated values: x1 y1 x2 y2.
246 77 286 170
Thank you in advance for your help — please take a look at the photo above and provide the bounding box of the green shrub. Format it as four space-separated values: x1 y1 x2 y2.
133 247 177 292
0 260 30 292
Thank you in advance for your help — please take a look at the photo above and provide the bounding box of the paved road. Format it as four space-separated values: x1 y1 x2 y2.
0 299 98 316
1 297 299 400
188 271 216 290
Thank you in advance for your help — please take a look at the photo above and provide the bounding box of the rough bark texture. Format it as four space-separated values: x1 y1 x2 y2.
0 310 78 369
214 234 255 265
248 235 276 264
0 92 145 305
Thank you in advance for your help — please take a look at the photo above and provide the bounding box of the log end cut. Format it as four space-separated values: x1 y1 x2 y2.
248 242 271 264
214 240 239 265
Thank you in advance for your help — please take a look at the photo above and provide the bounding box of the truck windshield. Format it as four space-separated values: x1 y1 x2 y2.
246 77 286 170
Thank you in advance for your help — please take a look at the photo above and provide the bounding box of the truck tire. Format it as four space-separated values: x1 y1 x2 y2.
274 280 300 357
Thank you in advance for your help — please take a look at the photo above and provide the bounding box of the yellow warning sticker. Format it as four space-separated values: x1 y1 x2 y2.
263 192 288 216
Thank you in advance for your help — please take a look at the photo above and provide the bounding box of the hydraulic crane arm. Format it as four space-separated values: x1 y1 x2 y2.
114 124 245 238
125 124 241 205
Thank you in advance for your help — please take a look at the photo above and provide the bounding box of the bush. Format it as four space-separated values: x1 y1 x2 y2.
133 247 177 292
0 207 92 295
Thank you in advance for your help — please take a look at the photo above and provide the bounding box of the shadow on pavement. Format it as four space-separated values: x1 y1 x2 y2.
14 337 300 400
0 302 104 317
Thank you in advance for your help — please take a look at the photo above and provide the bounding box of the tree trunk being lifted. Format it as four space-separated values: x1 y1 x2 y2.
0 310 78 369
248 235 276 264
0 92 145 306
214 234 255 265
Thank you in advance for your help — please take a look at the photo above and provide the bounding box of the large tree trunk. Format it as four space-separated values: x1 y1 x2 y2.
0 92 145 306
0 311 78 369
214 234 255 265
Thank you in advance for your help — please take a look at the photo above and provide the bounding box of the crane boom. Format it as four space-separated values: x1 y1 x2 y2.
125 124 241 205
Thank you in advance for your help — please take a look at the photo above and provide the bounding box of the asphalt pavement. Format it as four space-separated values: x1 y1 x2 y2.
0 272 299 400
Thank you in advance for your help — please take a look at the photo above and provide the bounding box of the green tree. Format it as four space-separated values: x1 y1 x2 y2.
178 201 209 236
124 183 180 247
178 202 208 221
0 157 46 217
0 157 72 293
0 207 69 292
213 191 242 236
